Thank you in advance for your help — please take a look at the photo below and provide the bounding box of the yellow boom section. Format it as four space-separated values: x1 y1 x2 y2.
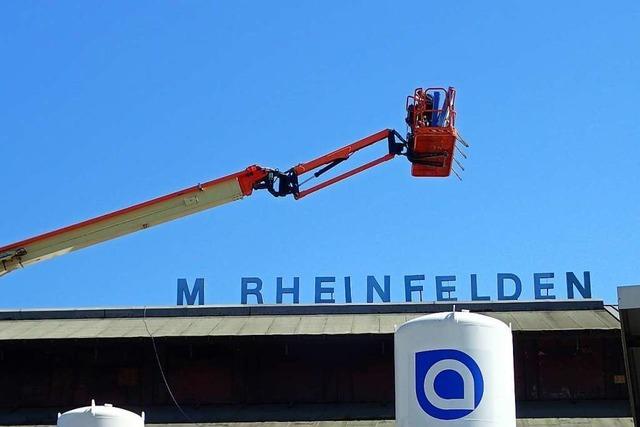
0 173 249 276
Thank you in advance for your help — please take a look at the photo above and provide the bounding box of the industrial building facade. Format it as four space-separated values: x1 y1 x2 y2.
0 300 631 426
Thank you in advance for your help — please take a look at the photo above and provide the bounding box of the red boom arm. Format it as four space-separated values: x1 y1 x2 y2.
0 129 405 276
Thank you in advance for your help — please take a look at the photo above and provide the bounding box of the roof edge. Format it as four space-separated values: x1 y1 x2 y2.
0 299 605 321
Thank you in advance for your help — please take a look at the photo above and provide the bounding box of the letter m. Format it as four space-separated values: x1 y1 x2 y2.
177 278 205 305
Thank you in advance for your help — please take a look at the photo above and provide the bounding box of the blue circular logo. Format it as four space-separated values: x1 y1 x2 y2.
415 349 484 420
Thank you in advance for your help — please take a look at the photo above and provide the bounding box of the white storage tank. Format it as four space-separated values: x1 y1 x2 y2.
57 400 144 427
395 311 515 427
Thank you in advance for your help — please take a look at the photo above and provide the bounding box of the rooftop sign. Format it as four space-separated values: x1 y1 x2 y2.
176 271 592 306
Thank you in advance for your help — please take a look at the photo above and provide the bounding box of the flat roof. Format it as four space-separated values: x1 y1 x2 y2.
0 299 610 320
0 300 620 341
5 420 635 427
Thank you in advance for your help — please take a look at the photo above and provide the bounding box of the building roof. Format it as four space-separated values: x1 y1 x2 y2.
5 420 635 426
0 300 620 341
153 420 634 426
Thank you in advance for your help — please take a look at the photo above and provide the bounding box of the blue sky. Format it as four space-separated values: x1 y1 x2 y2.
0 1 638 308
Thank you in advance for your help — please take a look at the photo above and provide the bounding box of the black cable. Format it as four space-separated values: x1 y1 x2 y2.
142 307 201 426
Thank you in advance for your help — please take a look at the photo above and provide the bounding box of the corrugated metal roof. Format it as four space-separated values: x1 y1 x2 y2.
189 421 634 427
0 300 612 320
0 308 619 341
516 420 632 426
156 421 633 426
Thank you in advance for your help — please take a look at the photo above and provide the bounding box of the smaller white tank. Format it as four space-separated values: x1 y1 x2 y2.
57 400 144 427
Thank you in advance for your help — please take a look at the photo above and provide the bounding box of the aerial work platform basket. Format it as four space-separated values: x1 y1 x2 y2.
406 87 459 177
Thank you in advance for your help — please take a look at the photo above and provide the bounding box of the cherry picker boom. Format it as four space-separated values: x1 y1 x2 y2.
0 87 466 277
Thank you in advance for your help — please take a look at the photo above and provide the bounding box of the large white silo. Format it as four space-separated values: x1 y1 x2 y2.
57 400 144 427
395 311 516 426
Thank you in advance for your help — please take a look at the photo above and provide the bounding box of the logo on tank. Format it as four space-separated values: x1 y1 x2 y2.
415 349 484 420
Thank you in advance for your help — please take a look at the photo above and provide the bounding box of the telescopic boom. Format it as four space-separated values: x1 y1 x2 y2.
0 87 465 276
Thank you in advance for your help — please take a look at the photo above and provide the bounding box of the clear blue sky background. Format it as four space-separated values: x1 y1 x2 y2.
1 1 638 308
